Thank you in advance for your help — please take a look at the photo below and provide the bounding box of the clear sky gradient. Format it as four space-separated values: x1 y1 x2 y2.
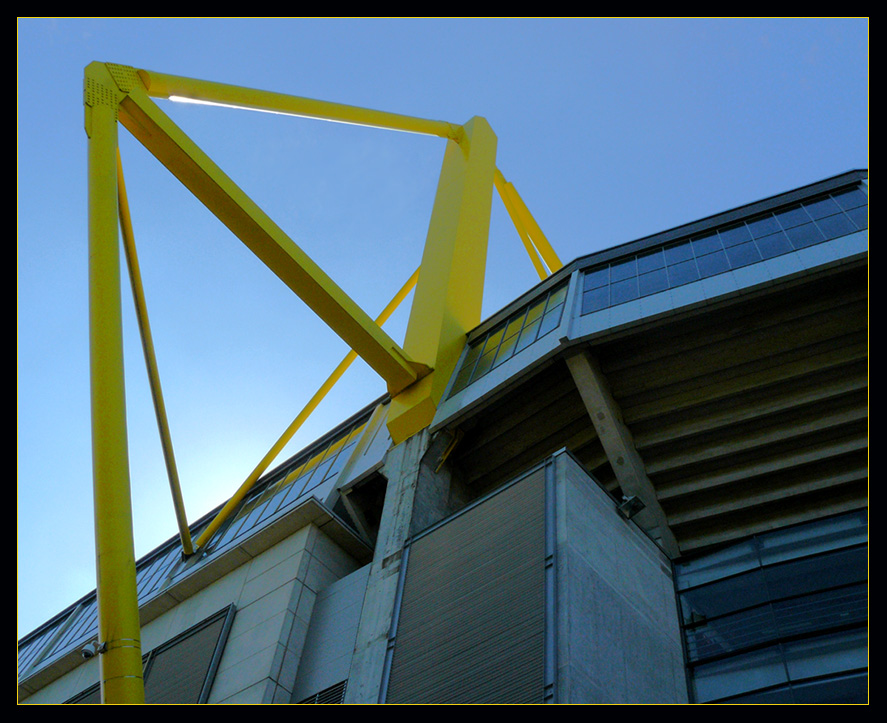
17 18 868 638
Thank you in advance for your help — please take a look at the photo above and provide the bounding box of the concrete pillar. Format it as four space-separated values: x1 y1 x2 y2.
344 430 429 702
344 428 469 702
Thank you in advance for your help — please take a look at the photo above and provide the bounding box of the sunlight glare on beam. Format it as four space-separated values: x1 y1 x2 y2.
168 95 425 134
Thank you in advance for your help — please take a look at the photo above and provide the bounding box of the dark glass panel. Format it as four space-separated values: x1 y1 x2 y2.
758 509 867 564
583 267 609 290
723 672 869 704
637 248 665 273
480 326 504 355
763 547 867 600
450 364 475 394
581 287 609 314
725 241 762 268
472 349 497 378
610 276 639 305
790 671 868 704
832 187 867 211
755 231 793 259
815 213 856 239
803 196 842 219
249 484 288 528
538 307 562 336
775 205 811 229
236 494 276 537
275 468 313 510
322 445 351 482
210 516 243 552
772 584 867 639
719 223 752 247
692 233 722 257
785 222 826 249
252 487 289 531
546 283 567 309
503 313 526 341
667 258 700 286
664 241 693 265
783 629 868 684
305 457 336 491
514 318 541 352
846 205 868 229
675 539 758 590
488 316 525 369
685 605 778 661
638 267 669 296
56 603 97 650
679 511 869 703
493 331 518 367
696 250 730 278
136 554 165 596
692 646 788 703
725 685 796 703
746 214 782 239
680 568 768 623
524 299 547 326
610 257 637 282
459 340 484 373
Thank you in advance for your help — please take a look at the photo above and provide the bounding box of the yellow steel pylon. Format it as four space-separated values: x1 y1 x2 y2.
83 61 560 702
85 62 145 705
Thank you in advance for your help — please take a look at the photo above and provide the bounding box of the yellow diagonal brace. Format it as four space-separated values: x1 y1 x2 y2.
494 169 547 280
500 173 563 273
137 68 463 141
117 150 194 556
194 267 420 551
115 83 426 395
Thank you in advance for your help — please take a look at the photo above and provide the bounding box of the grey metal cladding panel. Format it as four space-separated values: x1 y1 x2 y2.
386 469 546 704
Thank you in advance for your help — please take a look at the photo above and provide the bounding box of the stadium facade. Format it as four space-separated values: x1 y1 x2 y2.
18 169 868 704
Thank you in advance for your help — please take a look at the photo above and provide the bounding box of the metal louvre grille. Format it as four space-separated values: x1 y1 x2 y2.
143 613 228 703
66 606 234 704
386 468 546 703
297 679 348 704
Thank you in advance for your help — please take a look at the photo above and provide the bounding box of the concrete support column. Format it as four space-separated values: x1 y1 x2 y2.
344 431 430 702
344 428 468 702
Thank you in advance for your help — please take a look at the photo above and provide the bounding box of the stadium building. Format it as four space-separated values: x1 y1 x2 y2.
18 164 868 704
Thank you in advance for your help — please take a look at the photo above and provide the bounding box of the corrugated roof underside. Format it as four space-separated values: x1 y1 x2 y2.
451 262 868 554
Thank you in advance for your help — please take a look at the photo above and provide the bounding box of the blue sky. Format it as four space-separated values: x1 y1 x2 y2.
17 18 868 638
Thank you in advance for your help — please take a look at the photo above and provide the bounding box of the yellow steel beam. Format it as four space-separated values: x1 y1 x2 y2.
499 172 563 273
194 268 421 551
108 73 426 396
387 117 498 443
137 68 463 141
494 169 547 280
83 62 145 704
116 150 194 556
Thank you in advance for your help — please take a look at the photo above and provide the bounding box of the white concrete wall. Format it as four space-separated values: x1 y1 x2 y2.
555 453 688 703
23 523 360 704
290 564 370 702
21 645 102 704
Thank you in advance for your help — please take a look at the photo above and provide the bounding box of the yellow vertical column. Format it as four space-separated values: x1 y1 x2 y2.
84 62 145 704
387 117 497 443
